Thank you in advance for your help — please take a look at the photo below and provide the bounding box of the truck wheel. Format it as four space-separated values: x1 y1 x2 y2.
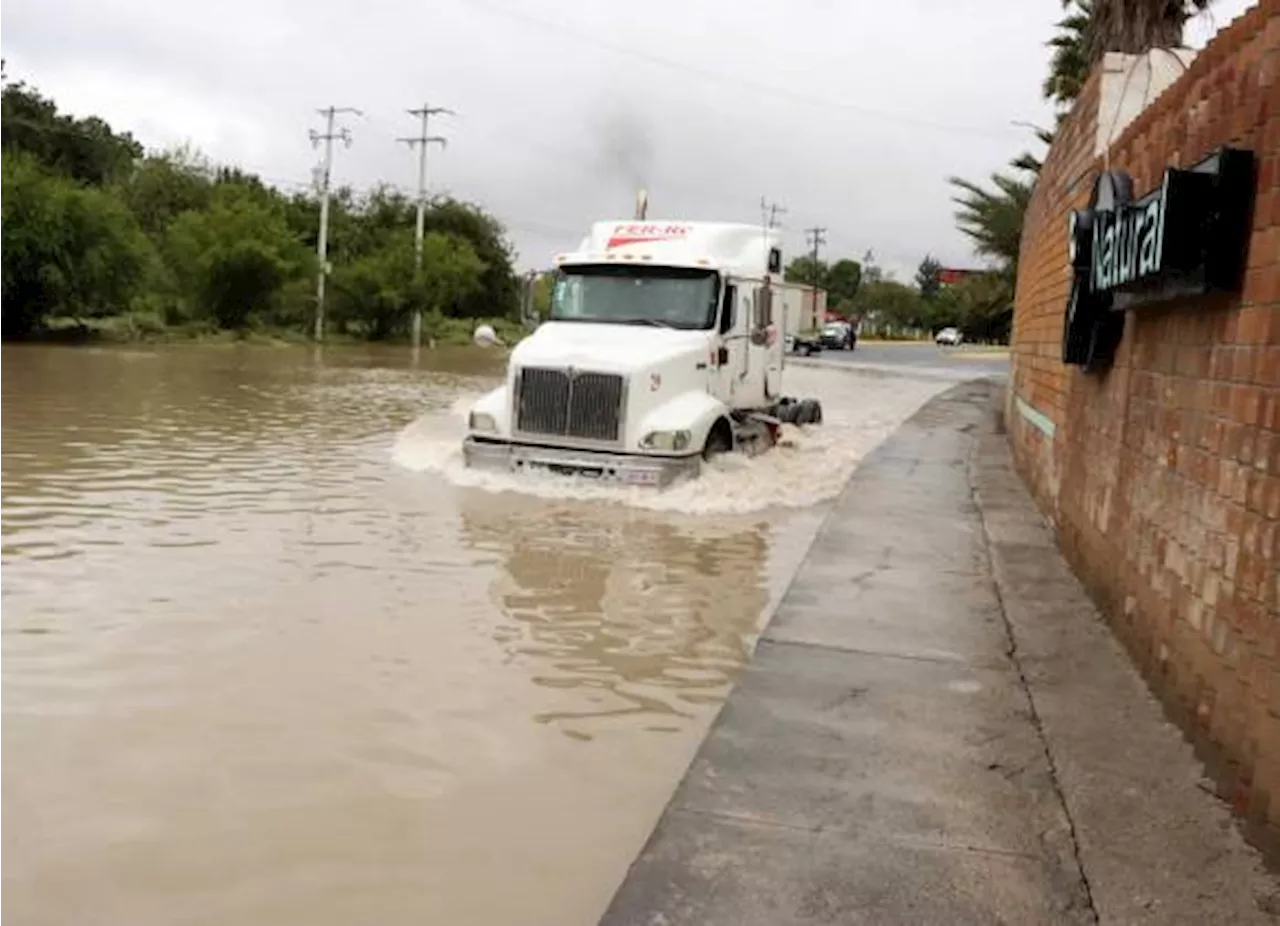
703 423 732 460
796 399 823 425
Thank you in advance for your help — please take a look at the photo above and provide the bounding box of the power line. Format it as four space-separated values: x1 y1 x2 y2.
461 0 1027 140
194 158 933 272
309 105 361 341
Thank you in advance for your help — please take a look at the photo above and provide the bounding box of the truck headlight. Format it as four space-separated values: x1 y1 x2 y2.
468 411 497 433
641 429 691 452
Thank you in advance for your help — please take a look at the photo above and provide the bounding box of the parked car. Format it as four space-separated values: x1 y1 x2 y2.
935 327 963 346
785 332 822 356
820 320 857 350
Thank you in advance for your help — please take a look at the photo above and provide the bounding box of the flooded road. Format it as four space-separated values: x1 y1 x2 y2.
2 343 951 926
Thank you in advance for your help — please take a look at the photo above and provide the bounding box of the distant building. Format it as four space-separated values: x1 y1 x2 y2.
937 267 984 285
799 287 828 332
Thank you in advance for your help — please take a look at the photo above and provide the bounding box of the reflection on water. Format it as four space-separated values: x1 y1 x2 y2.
1 343 825 926
459 493 771 737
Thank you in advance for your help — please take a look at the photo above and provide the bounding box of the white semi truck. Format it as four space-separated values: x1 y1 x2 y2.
462 219 823 487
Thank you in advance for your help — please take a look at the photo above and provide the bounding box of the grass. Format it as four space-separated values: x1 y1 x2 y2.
30 313 528 348
423 315 527 346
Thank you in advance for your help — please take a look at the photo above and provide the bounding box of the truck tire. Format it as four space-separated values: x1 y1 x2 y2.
703 422 732 460
796 399 823 425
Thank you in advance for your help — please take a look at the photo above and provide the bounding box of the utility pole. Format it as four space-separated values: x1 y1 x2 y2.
309 106 361 342
399 104 453 348
805 226 827 328
759 196 787 230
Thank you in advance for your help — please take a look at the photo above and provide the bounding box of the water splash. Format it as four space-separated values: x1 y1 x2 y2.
392 366 950 514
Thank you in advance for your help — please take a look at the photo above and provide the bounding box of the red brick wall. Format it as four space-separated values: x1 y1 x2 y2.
1008 1 1280 862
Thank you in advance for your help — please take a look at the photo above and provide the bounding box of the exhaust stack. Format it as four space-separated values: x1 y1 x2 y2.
635 188 649 221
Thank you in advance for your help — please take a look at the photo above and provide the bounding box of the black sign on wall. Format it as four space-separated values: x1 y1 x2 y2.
1062 146 1255 370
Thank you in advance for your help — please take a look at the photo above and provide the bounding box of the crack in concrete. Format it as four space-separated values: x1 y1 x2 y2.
967 429 1101 926
759 634 987 668
673 806 824 835
676 806 1042 861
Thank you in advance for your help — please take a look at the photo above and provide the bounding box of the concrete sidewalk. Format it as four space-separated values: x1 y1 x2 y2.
599 380 1277 925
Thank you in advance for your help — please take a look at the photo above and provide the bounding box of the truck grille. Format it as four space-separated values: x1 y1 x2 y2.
516 367 625 443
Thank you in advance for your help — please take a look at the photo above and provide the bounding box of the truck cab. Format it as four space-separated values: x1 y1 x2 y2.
462 221 795 486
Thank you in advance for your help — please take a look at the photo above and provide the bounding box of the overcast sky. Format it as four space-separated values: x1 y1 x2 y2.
1 0 1256 278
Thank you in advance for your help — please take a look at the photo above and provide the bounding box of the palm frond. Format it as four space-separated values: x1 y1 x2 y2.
1042 0 1209 109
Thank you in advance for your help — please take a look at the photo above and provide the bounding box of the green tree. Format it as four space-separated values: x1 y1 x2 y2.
2 153 152 338
419 231 487 319
0 79 520 343
1 82 141 185
530 272 555 317
317 187 515 321
331 232 485 340
915 255 942 301
949 172 1032 269
784 255 827 287
1086 0 1211 60
1045 1 1094 108
944 159 1031 346
825 258 862 308
331 241 418 340
1044 1 1212 110
851 280 925 333
421 199 517 319
933 273 1012 343
120 147 215 237
164 186 312 329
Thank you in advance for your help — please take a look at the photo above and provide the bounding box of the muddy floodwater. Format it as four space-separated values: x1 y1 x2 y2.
2 344 949 926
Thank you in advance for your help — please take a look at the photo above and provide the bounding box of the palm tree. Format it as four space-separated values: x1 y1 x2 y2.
948 171 1034 271
937 167 1032 344
1044 1 1093 108
1043 0 1213 109
1089 0 1213 57
1010 125 1058 176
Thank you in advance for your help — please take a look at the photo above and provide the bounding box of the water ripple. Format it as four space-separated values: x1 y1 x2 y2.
1 342 944 926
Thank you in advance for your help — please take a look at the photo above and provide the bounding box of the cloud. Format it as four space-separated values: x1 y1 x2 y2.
2 0 1258 273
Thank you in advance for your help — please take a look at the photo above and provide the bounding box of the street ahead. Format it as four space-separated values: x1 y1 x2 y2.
808 340 1011 382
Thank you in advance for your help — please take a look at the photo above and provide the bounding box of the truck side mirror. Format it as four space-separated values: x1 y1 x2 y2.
720 285 736 334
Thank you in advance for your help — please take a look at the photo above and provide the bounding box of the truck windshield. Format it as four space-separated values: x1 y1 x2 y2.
550 265 718 330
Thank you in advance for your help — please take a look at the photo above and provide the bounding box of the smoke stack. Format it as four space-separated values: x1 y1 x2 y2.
635 188 649 220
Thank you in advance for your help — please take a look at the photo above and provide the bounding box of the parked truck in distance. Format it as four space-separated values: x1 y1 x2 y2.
775 284 823 356
462 219 824 487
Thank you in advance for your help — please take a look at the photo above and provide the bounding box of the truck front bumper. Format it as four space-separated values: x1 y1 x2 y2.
462 437 700 488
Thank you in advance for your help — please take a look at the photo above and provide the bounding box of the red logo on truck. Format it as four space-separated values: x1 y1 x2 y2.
606 224 689 249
